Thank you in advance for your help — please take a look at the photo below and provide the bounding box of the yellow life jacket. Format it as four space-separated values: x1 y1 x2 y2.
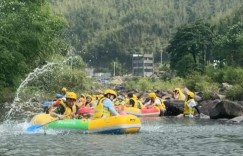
151 98 166 110
158 98 166 110
130 97 138 108
137 100 145 109
178 92 186 101
124 97 130 107
183 99 195 115
60 101 77 119
92 97 111 119
174 91 186 101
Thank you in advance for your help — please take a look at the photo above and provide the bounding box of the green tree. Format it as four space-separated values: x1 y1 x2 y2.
167 20 213 77
0 0 67 101
213 22 243 66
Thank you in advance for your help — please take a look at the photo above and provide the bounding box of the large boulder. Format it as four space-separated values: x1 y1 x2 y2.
164 100 184 116
199 100 220 115
209 100 243 119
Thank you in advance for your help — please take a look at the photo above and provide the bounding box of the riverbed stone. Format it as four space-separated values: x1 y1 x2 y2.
228 116 243 123
199 100 220 115
209 100 243 119
164 100 184 116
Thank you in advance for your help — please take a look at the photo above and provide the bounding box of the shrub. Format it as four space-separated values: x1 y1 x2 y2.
226 84 243 101
185 71 220 99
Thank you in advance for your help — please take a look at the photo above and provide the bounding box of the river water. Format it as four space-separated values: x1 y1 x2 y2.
0 116 243 156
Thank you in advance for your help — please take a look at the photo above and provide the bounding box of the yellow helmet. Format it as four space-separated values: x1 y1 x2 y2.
174 88 181 92
66 92 77 100
187 91 195 98
133 95 138 99
86 95 93 100
62 87 67 92
104 89 117 97
148 92 157 98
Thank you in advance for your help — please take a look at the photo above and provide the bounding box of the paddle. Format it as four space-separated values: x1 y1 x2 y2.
26 118 59 133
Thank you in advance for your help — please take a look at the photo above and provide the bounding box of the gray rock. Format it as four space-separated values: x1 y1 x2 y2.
229 116 243 123
209 100 243 119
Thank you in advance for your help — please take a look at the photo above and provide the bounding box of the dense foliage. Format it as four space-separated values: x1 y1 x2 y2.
1 0 243 102
0 0 68 101
51 0 243 74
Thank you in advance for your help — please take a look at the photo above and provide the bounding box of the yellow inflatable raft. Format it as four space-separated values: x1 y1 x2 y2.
27 113 141 134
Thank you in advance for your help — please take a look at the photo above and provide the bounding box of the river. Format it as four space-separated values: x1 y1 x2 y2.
0 116 243 156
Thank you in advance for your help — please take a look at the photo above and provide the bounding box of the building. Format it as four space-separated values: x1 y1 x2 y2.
132 53 154 77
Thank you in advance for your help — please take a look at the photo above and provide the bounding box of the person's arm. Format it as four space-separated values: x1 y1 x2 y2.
144 99 152 107
50 105 65 119
187 100 197 118
109 107 119 116
103 99 119 116
154 99 161 106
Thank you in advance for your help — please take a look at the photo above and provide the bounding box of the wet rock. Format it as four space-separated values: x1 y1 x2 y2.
229 116 243 123
209 100 243 119
198 113 210 119
164 100 184 116
195 94 202 102
199 100 220 116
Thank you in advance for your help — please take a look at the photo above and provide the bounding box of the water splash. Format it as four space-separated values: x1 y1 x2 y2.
5 55 78 120
5 62 58 119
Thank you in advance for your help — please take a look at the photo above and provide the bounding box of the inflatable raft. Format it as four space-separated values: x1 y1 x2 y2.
26 113 141 134
125 106 160 117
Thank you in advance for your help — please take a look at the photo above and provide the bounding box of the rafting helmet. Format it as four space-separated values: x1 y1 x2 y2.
66 92 77 100
148 92 157 98
173 88 181 93
187 91 195 98
62 87 67 92
133 95 138 99
104 89 117 98
86 95 93 100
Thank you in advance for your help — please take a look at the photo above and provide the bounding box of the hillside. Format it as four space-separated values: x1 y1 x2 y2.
50 0 243 73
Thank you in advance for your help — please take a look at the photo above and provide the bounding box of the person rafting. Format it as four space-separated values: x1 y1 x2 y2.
144 92 166 116
85 95 97 108
61 87 67 101
49 91 78 119
172 88 186 101
76 94 86 108
77 95 97 119
92 89 119 119
127 92 138 107
177 91 200 118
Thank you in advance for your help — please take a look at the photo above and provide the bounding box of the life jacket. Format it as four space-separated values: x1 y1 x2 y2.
130 97 138 108
174 90 186 101
76 97 86 108
183 99 195 115
158 98 166 110
137 100 145 109
124 97 130 107
147 97 166 110
60 101 77 119
92 97 111 119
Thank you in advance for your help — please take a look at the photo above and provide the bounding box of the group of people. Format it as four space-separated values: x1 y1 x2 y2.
47 88 120 120
45 87 199 120
172 88 200 118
